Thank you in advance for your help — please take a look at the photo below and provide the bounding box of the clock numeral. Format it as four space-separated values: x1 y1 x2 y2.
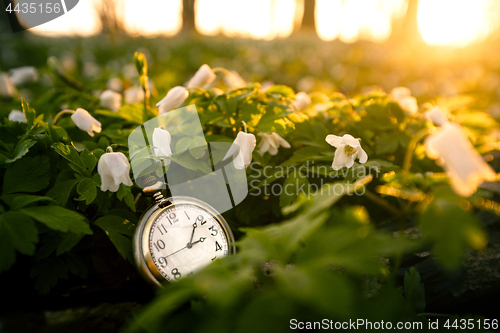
154 239 165 252
184 211 190 220
209 225 218 236
215 241 222 252
211 256 217 261
196 215 206 225
157 224 168 236
166 212 178 225
171 268 181 280
158 257 168 268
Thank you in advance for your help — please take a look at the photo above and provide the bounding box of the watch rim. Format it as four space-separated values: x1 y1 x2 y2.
133 195 235 286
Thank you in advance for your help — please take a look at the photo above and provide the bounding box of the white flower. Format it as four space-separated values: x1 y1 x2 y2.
187 64 216 88
98 152 133 192
223 131 256 169
7 67 36 86
124 86 145 104
390 87 418 115
425 106 449 126
157 86 188 115
258 132 291 156
107 77 123 92
226 70 246 89
152 127 172 165
8 110 26 123
71 108 102 137
0 73 16 97
100 89 122 112
292 92 311 111
326 134 368 170
425 122 495 197
9 66 39 85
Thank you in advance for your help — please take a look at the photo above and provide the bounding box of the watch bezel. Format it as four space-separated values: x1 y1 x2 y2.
133 195 235 286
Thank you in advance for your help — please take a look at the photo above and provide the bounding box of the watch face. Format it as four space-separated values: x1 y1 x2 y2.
134 196 234 284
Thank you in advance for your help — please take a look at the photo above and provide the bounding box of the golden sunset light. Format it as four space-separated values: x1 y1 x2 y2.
25 0 499 47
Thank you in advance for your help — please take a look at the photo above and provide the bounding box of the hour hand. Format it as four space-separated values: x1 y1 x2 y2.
189 237 206 247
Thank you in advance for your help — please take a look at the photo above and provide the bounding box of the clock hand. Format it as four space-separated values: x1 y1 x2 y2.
165 245 187 258
187 222 197 248
189 237 206 247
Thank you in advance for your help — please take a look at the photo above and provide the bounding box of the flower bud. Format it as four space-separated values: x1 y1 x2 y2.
98 152 134 192
292 92 311 111
152 127 172 165
107 77 123 92
8 110 26 123
157 86 188 115
100 89 122 112
71 108 102 137
187 64 216 88
425 106 449 126
223 132 256 169
0 73 16 97
124 86 145 104
9 66 39 85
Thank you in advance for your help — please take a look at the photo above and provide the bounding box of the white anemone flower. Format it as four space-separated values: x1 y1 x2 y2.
292 92 311 111
152 127 172 165
71 108 102 137
390 87 418 115
107 77 123 92
425 122 495 197
124 86 145 104
8 110 26 123
187 64 216 88
157 86 188 115
223 131 256 169
9 66 39 85
258 132 291 156
326 134 368 170
0 73 16 97
100 89 122 112
425 106 449 126
98 152 133 192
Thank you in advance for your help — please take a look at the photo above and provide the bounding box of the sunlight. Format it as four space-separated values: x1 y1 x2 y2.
418 0 497 47
26 0 101 36
119 0 182 37
315 0 407 43
195 0 297 40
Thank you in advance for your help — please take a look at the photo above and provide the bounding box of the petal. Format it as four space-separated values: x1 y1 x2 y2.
342 134 360 148
187 64 217 88
357 147 368 163
272 133 291 148
332 144 349 170
152 127 172 157
345 155 355 168
325 134 343 147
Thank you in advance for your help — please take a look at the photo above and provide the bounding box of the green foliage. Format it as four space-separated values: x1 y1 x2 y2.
404 267 426 313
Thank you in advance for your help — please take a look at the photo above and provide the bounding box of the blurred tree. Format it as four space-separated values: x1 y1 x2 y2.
182 0 196 34
92 0 123 34
300 0 315 31
3 0 25 33
391 0 423 45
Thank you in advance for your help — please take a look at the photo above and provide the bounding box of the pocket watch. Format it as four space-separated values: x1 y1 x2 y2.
133 190 235 286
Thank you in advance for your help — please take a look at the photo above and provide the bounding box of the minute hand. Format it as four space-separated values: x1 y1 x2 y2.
189 237 206 247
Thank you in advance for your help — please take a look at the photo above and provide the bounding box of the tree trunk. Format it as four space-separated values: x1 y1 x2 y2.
182 0 196 34
300 0 316 31
391 0 422 45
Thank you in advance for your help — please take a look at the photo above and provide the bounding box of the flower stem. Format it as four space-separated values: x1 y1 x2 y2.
402 127 436 185
106 146 114 153
242 121 247 133
364 190 403 217
212 67 238 89
53 110 75 124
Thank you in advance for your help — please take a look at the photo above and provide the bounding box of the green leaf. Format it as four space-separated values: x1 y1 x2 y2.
2 156 51 195
116 184 136 212
376 134 399 155
257 104 295 135
30 256 68 294
4 139 36 164
80 148 97 173
21 98 36 128
45 179 79 206
94 215 136 262
2 195 54 210
76 178 97 205
20 206 92 235
279 172 310 207
404 266 426 313
56 233 85 256
266 85 295 98
52 142 88 176
0 212 38 272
